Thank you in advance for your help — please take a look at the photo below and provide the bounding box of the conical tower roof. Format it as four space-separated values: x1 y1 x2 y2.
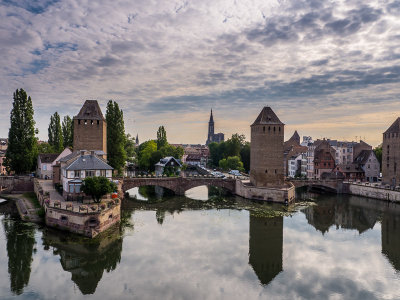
384 117 400 134
74 100 105 120
251 107 283 126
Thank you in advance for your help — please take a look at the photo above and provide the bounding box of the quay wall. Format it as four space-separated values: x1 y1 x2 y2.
347 183 400 203
235 180 295 204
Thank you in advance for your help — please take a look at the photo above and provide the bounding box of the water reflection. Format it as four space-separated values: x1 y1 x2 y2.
382 212 400 272
249 214 283 285
2 218 36 295
42 228 123 295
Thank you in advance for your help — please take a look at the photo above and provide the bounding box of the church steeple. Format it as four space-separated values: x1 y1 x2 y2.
209 109 214 123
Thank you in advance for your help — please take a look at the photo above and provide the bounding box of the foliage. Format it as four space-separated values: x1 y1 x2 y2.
62 115 73 149
106 100 127 175
373 145 382 171
48 112 63 153
37 142 55 154
156 126 167 149
219 156 244 171
125 134 136 163
209 133 249 172
240 142 250 173
81 176 117 203
163 166 180 177
5 89 38 174
138 140 158 171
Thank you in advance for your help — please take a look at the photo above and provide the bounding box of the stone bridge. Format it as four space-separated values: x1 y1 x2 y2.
121 177 237 196
290 179 349 194
0 176 34 193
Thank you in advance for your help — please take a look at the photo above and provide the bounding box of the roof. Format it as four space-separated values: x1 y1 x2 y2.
384 117 400 134
251 107 284 126
74 100 105 120
65 154 113 171
39 153 59 164
337 163 364 173
59 150 105 163
155 156 182 167
354 150 374 164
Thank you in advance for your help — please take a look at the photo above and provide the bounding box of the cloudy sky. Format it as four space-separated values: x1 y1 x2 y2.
1 0 400 146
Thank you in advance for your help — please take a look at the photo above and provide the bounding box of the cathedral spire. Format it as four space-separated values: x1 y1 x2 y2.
209 109 214 123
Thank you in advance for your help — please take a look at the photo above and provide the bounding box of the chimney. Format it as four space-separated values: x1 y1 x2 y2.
90 150 95 156
80 150 85 156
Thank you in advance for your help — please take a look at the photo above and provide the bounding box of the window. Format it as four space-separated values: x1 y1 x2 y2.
368 164 370 169
43 164 47 171
78 120 81 125
86 170 95 177
273 127 276 132
97 120 99 125
263 126 265 133
100 170 106 176
91 120 93 125
74 170 80 178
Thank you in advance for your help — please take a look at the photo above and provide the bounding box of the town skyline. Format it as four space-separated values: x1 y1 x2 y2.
2 0 400 146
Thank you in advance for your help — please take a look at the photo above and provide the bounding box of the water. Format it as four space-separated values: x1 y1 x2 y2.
0 187 400 299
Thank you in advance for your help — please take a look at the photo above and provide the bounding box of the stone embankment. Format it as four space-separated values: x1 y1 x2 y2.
346 181 400 202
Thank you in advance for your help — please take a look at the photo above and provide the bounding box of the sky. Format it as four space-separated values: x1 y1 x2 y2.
1 0 400 147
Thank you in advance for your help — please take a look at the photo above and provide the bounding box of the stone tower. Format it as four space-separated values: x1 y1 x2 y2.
250 107 284 187
382 117 400 186
206 109 215 145
73 100 107 155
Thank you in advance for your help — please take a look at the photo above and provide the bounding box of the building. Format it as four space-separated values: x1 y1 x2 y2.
382 118 400 186
206 109 224 145
250 107 284 187
353 150 380 182
283 131 307 177
180 145 209 167
313 139 336 179
73 100 107 158
61 151 113 199
155 157 182 176
0 150 6 175
332 164 365 181
0 138 7 151
37 148 72 180
288 153 307 178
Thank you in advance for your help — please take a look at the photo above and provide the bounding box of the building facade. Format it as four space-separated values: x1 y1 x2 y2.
206 109 224 145
250 107 284 187
353 150 380 182
382 118 400 186
73 100 107 157
313 140 336 179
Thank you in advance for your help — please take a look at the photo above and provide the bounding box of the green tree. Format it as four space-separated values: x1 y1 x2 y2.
125 134 136 163
209 142 223 167
48 112 63 153
240 142 250 173
5 89 38 173
106 100 127 175
219 156 244 171
159 144 184 160
138 140 157 171
62 115 73 149
37 142 54 154
81 176 117 203
374 145 382 171
156 126 167 149
225 134 245 157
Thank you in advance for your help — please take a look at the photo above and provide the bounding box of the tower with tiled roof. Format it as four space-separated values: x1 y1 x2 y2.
73 100 107 156
250 107 284 187
382 117 400 185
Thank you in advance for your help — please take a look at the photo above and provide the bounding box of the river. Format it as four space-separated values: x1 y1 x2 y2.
0 186 399 299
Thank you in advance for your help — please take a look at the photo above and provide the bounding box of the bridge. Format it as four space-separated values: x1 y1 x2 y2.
121 177 237 196
290 179 348 194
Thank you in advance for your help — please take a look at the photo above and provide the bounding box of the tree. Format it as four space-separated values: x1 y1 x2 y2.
240 142 250 173
5 89 38 173
37 142 54 154
48 112 63 153
81 176 117 203
374 145 382 171
138 140 157 171
219 156 244 171
225 134 245 157
106 100 127 175
125 134 136 163
62 115 73 149
156 126 167 149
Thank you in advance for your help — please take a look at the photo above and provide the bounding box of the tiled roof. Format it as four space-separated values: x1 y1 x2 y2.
251 107 283 126
39 153 59 164
354 150 373 164
74 100 105 120
155 156 182 167
384 117 400 134
65 154 113 171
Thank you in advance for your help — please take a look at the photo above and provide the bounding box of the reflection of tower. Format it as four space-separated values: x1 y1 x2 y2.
382 213 400 271
3 219 35 295
42 228 122 295
249 215 283 285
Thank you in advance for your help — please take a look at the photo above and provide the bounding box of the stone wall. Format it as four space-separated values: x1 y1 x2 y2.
0 176 34 193
236 180 295 204
73 118 107 154
348 183 400 202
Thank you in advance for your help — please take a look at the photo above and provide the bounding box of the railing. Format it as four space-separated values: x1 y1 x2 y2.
45 199 120 214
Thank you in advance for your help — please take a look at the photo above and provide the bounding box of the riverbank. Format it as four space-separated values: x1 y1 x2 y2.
1 193 42 223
